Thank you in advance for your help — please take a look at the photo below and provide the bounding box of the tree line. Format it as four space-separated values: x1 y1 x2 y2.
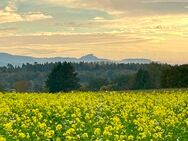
0 62 187 93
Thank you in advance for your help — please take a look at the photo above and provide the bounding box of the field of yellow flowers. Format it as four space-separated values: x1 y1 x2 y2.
0 90 188 141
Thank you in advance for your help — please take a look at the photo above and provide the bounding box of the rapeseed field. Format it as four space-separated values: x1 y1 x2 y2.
0 90 187 141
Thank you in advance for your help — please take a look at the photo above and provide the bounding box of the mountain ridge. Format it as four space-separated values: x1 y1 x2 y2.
0 52 152 66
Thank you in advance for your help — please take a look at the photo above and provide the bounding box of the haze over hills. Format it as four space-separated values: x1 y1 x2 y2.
0 52 152 66
120 59 152 64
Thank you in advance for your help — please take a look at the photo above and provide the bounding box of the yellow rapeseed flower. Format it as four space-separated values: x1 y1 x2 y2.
56 124 63 131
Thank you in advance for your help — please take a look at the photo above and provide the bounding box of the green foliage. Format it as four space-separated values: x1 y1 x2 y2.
133 69 153 90
111 75 134 90
0 90 188 140
88 77 108 91
13 80 31 92
46 62 80 93
0 83 5 93
0 62 187 92
161 65 188 88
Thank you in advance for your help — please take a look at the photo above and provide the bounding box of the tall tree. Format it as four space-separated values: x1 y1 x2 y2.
46 62 80 93
161 65 188 88
133 69 152 90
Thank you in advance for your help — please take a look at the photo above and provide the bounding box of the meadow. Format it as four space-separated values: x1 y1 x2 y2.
0 90 187 141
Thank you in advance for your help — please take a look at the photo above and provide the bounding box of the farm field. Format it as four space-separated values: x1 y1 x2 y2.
0 90 188 141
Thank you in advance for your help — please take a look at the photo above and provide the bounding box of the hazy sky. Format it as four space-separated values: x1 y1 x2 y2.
0 0 188 64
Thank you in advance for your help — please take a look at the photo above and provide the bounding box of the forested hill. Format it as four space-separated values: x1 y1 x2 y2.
0 62 187 92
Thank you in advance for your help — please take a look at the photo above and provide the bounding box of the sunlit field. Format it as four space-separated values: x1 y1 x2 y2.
0 90 187 141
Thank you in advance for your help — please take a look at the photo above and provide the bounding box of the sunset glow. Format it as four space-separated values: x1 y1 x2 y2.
0 0 188 64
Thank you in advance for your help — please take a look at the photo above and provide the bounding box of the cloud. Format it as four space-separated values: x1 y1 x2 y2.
143 0 188 3
0 0 52 24
0 0 22 23
0 34 187 64
40 0 188 16
93 17 105 20
23 12 52 22
0 27 18 36
0 33 152 48
39 0 121 16
0 0 187 64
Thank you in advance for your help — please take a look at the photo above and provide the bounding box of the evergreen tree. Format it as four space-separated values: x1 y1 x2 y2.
46 62 80 93
161 65 188 88
133 69 152 90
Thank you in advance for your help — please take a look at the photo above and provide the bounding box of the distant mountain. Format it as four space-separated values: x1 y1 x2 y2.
80 54 109 62
0 52 153 66
0 53 35 66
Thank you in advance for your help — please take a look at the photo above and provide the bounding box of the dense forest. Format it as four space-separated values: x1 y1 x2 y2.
0 62 187 92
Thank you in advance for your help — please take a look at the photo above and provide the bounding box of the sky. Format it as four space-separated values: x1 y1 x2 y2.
0 0 188 64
